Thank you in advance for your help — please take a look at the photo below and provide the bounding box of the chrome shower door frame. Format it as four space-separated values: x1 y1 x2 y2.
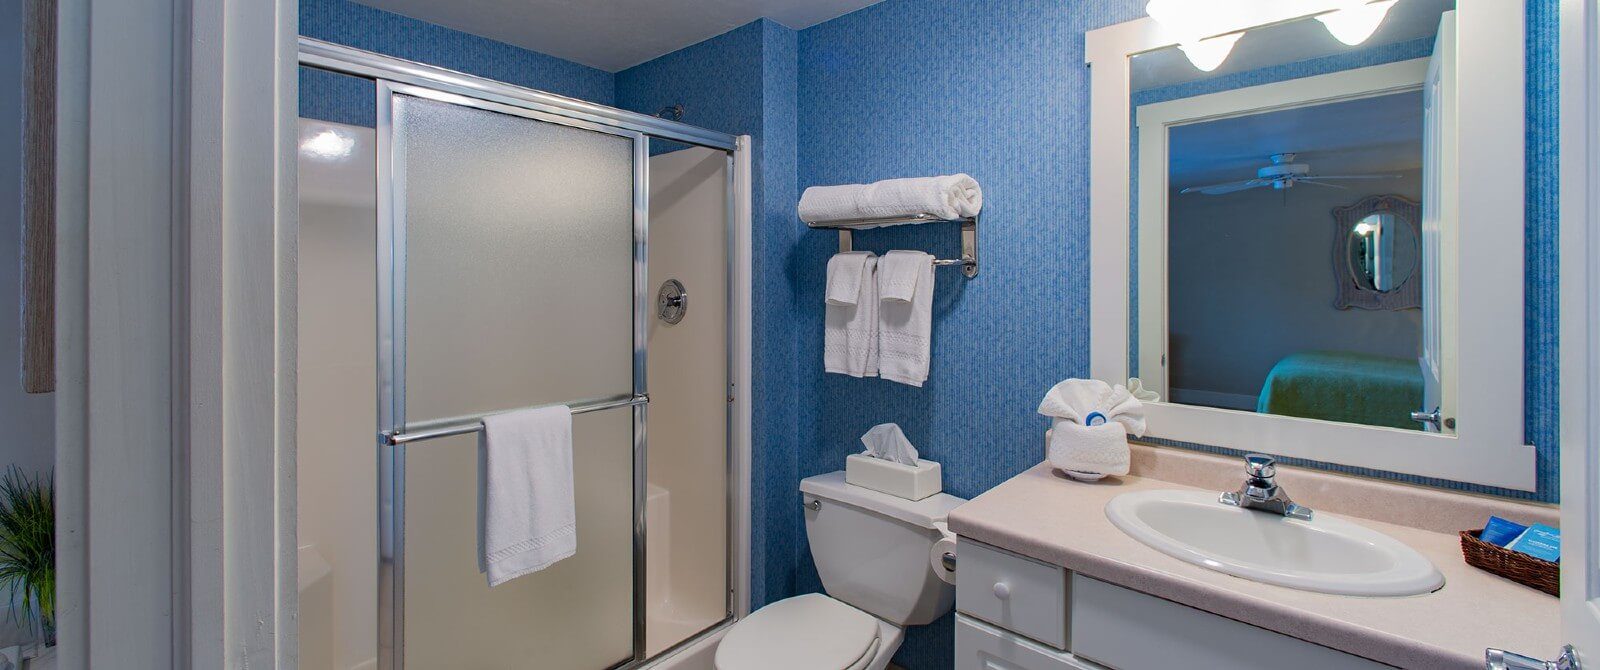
304 41 741 670
376 78 649 670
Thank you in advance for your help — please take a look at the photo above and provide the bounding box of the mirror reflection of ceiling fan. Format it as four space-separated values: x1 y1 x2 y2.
1180 153 1402 195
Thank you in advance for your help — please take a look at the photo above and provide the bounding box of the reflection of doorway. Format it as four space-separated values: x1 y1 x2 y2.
1136 58 1433 405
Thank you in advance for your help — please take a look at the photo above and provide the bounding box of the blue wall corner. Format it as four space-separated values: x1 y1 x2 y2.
615 18 804 611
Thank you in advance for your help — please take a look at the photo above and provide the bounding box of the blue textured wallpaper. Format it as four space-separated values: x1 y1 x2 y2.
297 0 615 125
616 20 804 611
787 1 1560 667
796 1 1145 667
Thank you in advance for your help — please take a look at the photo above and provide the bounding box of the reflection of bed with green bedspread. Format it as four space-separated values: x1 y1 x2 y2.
1256 351 1423 430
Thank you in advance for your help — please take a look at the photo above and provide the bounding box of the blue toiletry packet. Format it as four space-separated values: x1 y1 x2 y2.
1480 516 1529 546
1507 524 1561 563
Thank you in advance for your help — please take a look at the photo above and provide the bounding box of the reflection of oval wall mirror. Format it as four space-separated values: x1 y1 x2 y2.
1332 195 1421 310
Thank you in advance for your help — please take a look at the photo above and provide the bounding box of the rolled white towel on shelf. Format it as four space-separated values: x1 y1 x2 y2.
799 174 983 224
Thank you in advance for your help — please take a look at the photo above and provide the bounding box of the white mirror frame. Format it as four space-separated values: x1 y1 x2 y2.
1086 3 1537 491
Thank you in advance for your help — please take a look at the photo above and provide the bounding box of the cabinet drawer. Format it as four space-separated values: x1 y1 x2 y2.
957 614 1102 670
1069 574 1392 670
957 540 1069 649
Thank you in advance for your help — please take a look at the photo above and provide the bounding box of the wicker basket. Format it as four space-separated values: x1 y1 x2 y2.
1460 529 1558 596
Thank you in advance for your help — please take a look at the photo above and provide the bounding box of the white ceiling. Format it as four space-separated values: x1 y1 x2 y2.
354 0 888 72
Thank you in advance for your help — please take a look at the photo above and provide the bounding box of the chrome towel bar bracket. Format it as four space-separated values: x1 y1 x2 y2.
808 213 979 278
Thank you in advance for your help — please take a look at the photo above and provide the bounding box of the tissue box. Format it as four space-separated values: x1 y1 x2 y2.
845 454 942 500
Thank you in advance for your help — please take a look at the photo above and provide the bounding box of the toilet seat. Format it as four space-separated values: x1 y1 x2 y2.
715 594 881 670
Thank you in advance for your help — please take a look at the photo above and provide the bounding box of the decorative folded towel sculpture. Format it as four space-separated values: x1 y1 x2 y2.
1037 379 1147 481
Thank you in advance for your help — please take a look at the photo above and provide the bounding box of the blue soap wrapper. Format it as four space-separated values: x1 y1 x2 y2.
1507 523 1561 562
1480 516 1529 546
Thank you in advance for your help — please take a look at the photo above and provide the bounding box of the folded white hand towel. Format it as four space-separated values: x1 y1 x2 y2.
799 174 983 224
825 253 879 377
879 251 934 387
1048 420 1131 477
826 251 873 306
877 250 925 303
1037 378 1147 437
478 405 576 587
861 422 919 466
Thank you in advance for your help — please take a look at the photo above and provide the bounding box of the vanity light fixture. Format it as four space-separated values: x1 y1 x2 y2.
1315 0 1399 46
1177 34 1244 73
1144 0 1261 72
1147 0 1399 72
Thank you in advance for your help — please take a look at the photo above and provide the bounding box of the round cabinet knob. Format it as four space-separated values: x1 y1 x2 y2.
992 582 1011 600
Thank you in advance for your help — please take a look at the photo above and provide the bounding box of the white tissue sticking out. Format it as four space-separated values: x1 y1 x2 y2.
861 423 920 466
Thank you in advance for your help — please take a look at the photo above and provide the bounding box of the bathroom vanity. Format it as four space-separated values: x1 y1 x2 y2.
947 446 1559 670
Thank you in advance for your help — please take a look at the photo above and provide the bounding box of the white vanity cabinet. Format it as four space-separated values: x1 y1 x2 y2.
953 540 1393 670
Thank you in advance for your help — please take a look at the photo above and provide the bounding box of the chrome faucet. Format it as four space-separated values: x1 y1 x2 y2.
1219 454 1313 520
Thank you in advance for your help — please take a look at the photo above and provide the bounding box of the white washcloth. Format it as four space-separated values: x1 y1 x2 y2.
1037 378 1147 437
799 174 984 224
1048 421 1132 476
825 254 879 377
826 251 874 306
861 422 919 466
478 405 576 587
879 251 934 386
878 250 925 303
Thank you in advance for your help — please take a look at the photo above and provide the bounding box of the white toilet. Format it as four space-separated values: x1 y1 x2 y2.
715 471 966 670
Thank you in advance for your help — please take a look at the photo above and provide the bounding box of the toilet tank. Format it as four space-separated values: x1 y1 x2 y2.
799 471 966 626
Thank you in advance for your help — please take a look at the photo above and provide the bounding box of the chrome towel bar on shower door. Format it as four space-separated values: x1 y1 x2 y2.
381 393 650 446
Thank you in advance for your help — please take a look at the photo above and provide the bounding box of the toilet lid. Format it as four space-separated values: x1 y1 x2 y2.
715 594 880 670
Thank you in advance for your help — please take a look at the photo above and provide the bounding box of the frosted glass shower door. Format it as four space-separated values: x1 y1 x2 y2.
380 85 642 669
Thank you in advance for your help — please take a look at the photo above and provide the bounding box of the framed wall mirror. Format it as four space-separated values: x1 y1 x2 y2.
1332 194 1422 311
1086 1 1536 490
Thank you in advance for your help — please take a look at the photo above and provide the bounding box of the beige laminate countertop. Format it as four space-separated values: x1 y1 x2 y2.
947 462 1559 669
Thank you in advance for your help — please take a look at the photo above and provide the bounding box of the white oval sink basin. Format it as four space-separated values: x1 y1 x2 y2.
1105 489 1443 596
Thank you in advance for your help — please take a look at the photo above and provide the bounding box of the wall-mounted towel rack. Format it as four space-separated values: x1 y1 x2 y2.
382 393 649 446
806 214 979 278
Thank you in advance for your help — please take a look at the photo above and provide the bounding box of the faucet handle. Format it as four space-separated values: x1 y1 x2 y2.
1244 454 1277 479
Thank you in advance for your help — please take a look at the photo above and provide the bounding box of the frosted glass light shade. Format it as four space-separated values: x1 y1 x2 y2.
1315 0 1398 46
1145 0 1255 72
1178 34 1244 72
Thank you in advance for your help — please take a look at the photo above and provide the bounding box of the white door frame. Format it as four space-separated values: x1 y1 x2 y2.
1561 0 1600 662
53 0 297 667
